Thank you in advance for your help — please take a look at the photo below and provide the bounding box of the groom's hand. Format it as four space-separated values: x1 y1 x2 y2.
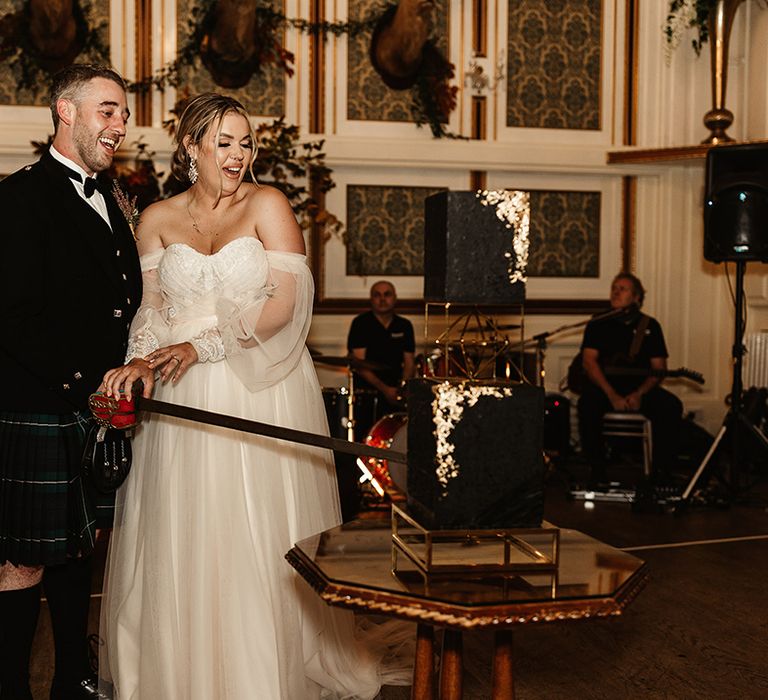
102 358 155 401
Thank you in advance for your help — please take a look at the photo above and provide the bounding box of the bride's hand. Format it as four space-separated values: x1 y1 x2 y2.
146 342 199 384
101 358 155 400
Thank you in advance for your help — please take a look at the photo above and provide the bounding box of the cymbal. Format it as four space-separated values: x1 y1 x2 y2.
349 357 389 372
313 355 389 373
435 338 509 348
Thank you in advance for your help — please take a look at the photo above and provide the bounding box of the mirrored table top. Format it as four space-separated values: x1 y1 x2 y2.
287 519 648 628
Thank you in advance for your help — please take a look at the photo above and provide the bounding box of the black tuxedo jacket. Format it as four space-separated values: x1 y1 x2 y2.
0 151 142 412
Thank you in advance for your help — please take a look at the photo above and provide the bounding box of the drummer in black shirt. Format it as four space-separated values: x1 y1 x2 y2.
347 281 416 420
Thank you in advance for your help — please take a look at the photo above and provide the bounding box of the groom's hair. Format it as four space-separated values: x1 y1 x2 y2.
50 64 127 131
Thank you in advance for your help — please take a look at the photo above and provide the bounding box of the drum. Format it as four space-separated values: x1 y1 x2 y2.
321 387 378 442
363 413 408 492
419 347 478 378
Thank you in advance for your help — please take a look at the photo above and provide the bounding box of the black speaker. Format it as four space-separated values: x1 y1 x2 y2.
704 142 768 263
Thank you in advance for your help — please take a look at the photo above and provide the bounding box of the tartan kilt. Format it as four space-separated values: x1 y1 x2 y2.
0 410 115 566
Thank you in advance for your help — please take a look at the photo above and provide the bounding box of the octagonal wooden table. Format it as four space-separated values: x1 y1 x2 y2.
286 519 648 699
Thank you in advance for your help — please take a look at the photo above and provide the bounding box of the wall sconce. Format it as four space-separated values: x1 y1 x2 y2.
464 52 505 95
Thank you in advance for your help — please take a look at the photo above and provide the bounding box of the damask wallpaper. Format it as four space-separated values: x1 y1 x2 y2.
0 0 110 107
345 187 599 278
176 0 285 116
346 184 445 275
347 0 449 123
506 0 601 130
527 190 600 277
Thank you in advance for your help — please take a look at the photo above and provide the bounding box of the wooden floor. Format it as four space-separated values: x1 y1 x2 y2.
29 458 768 699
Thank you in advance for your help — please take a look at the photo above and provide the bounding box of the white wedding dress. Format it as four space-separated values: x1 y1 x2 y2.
100 237 411 699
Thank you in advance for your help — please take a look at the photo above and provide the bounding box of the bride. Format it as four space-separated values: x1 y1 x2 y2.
100 93 410 699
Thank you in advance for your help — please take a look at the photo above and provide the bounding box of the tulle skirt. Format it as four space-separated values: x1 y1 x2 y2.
99 349 410 699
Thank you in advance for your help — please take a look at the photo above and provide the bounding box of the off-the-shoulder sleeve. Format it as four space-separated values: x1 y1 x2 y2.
218 250 313 392
125 248 171 361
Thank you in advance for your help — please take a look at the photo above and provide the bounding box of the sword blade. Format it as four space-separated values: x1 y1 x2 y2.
136 396 408 464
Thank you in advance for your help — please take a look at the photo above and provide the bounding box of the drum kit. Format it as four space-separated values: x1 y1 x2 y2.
310 309 546 501
312 349 411 499
312 351 389 441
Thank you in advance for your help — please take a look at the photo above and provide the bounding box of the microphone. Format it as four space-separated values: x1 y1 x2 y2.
623 302 640 315
594 302 639 322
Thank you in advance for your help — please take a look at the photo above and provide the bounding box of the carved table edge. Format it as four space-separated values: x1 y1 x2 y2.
286 549 650 630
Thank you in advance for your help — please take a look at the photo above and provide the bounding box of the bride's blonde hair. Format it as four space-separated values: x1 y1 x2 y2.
171 93 258 188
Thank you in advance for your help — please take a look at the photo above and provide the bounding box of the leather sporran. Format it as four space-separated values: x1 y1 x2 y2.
81 392 137 493
81 424 133 493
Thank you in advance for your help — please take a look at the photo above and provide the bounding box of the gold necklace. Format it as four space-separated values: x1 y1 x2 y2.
186 194 219 238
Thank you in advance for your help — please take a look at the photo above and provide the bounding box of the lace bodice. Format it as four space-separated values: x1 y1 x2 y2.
159 238 270 321
126 235 314 392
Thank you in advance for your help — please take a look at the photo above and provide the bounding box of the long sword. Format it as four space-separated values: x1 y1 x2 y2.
135 396 408 464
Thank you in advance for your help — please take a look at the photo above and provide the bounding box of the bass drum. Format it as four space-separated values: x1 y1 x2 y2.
321 387 379 442
364 413 408 493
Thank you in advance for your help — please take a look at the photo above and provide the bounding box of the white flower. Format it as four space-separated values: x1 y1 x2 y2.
476 189 530 285
664 0 699 65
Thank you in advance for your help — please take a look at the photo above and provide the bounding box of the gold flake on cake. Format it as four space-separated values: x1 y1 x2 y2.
432 381 514 494
476 189 530 284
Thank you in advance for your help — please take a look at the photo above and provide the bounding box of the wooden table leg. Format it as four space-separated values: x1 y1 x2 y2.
491 629 514 700
439 629 463 700
411 623 436 700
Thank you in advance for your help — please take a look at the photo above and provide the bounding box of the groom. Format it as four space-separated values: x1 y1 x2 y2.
0 64 149 699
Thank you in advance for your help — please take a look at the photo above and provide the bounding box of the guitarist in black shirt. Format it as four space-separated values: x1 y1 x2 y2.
578 273 683 486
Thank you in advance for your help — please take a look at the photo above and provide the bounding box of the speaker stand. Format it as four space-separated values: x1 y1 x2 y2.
677 261 768 510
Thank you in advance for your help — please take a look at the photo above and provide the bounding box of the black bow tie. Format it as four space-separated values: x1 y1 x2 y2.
61 163 105 198
84 177 101 198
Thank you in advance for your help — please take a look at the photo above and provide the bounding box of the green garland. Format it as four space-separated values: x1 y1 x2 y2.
131 0 458 138
252 117 341 235
128 0 381 93
0 0 109 95
3 0 458 138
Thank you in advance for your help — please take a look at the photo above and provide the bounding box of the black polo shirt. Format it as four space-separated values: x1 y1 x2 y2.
347 311 415 387
581 311 668 394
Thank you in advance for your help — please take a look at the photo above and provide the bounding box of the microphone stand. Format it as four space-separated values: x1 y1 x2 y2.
507 305 627 387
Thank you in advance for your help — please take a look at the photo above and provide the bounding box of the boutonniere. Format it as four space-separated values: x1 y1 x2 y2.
111 180 140 239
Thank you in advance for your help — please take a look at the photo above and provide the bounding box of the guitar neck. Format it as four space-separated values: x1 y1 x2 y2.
604 367 669 377
603 366 704 384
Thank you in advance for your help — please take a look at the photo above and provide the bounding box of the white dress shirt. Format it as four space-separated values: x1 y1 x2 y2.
50 146 112 229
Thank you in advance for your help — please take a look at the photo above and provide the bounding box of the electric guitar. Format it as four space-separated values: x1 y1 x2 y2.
565 353 704 394
602 366 705 385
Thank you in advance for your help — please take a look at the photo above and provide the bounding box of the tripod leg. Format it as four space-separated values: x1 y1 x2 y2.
737 412 768 450
732 412 768 492
680 423 728 502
